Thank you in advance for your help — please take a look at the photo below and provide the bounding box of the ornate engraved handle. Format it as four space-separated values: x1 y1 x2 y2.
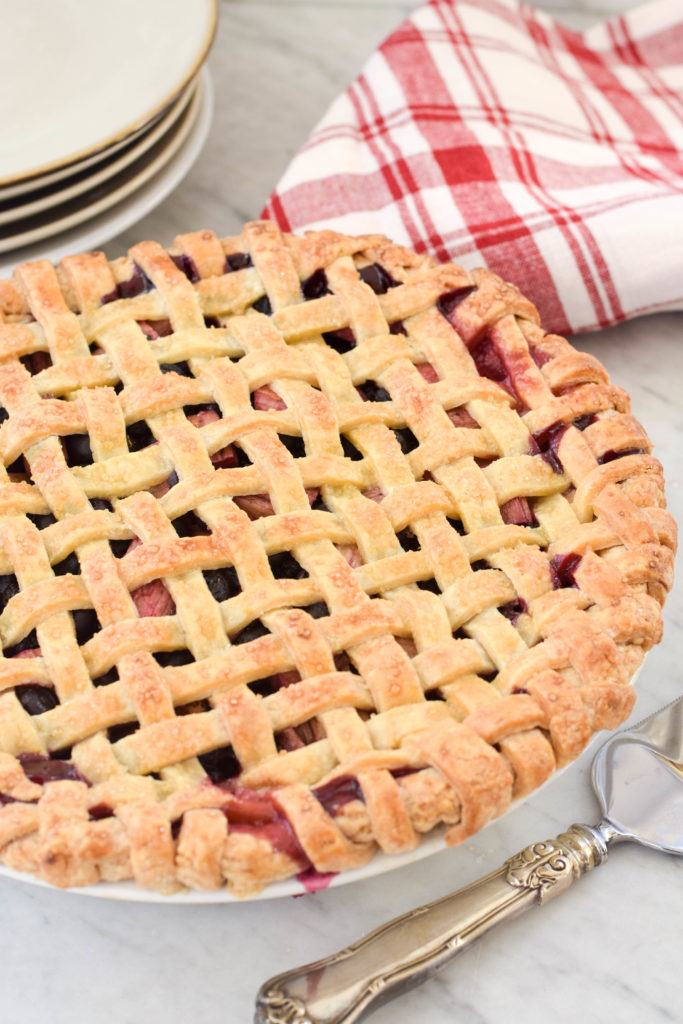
254 823 612 1024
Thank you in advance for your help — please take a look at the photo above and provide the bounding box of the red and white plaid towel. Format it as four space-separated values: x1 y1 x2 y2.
263 0 683 335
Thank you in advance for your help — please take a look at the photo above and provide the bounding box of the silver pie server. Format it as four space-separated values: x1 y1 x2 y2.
254 694 683 1024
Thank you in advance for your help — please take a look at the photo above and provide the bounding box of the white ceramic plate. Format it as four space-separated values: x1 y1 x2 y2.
0 68 213 277
0 75 205 254
0 710 623 904
0 114 167 203
0 82 196 228
0 0 217 187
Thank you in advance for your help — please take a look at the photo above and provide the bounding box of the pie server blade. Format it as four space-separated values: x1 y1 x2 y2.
254 695 683 1024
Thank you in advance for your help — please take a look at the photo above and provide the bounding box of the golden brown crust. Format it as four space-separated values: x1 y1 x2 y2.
0 221 674 896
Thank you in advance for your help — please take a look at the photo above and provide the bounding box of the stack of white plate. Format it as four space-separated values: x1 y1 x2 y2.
0 0 216 274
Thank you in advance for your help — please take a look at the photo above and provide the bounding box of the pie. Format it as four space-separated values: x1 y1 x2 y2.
0 220 675 896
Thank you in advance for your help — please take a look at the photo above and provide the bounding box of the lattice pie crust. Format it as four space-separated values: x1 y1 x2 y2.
0 221 675 895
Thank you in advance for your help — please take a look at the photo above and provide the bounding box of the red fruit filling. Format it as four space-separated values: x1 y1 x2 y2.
598 447 645 465
17 753 85 785
126 539 175 618
312 774 364 815
296 868 337 893
138 319 173 340
500 497 536 527
252 386 286 411
532 421 567 474
549 553 582 589
217 784 311 870
447 407 479 429
415 362 439 384
235 488 319 519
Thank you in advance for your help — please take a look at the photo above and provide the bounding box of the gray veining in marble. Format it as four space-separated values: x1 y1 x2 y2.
1 4 682 1024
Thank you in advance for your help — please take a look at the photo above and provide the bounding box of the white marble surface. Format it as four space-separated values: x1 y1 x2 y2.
1 3 682 1023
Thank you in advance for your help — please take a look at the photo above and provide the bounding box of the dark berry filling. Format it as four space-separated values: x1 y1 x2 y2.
108 721 138 743
53 552 79 576
301 268 330 300
301 601 328 620
0 574 19 614
170 253 199 283
232 619 270 645
416 577 441 594
110 539 130 559
278 434 306 459
199 745 242 783
397 528 420 552
22 352 53 375
359 380 390 403
499 598 528 624
89 803 114 821
323 328 355 354
549 553 582 589
310 492 329 511
16 685 59 715
101 264 156 304
224 252 253 272
203 566 240 602
93 668 119 687
268 551 308 580
72 608 101 645
446 516 466 536
127 420 156 452
100 286 119 305
394 426 419 454
390 766 419 780
154 650 195 668
251 295 272 316
340 436 364 461
160 360 193 377
6 454 26 474
184 402 220 421
358 263 397 295
173 511 211 537
232 445 252 468
4 630 38 658
437 286 476 321
63 433 93 467
389 320 407 335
